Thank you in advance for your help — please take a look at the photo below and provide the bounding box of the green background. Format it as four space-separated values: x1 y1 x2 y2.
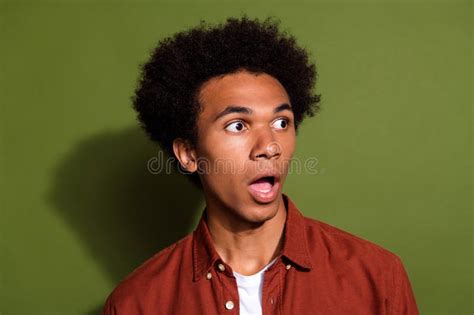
1 0 472 314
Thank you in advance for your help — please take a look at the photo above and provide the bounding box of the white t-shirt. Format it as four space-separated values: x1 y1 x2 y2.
232 257 278 315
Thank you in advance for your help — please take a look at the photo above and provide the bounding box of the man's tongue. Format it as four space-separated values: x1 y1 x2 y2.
250 177 273 192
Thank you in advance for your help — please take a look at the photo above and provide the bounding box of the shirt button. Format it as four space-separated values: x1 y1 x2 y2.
218 263 226 272
225 300 234 310
286 264 292 270
206 272 212 280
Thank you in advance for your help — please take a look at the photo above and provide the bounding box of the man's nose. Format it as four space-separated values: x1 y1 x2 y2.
249 127 281 161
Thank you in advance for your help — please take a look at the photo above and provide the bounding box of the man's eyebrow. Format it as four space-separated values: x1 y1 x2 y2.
274 103 292 114
213 103 292 122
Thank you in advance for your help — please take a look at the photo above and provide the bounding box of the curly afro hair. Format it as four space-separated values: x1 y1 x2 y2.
132 15 321 189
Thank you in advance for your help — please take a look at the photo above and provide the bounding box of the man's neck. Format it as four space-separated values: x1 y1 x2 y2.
205 194 287 276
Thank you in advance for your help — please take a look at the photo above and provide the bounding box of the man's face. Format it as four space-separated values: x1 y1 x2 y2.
192 70 296 225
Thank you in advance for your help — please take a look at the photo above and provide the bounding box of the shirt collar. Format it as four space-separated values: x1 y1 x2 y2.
192 193 313 282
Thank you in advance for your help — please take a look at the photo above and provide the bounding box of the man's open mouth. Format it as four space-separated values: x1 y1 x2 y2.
247 174 280 203
249 176 275 193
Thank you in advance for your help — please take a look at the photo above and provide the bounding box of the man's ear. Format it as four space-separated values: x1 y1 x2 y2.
172 138 198 173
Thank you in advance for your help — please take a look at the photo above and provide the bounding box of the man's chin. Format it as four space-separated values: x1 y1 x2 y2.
239 200 282 226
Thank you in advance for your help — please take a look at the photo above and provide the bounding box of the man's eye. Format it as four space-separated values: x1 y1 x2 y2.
272 118 289 129
225 121 247 133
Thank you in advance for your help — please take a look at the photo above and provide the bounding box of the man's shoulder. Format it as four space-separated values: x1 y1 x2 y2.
302 215 401 266
103 233 193 308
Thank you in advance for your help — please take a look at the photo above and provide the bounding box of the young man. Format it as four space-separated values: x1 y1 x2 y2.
103 16 419 314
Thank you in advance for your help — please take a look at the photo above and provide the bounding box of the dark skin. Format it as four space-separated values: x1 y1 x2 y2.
173 70 296 275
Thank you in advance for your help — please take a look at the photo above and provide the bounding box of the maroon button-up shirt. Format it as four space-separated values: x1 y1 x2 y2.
103 193 419 314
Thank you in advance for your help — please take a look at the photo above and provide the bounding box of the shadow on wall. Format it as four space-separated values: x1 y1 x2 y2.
46 126 203 315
